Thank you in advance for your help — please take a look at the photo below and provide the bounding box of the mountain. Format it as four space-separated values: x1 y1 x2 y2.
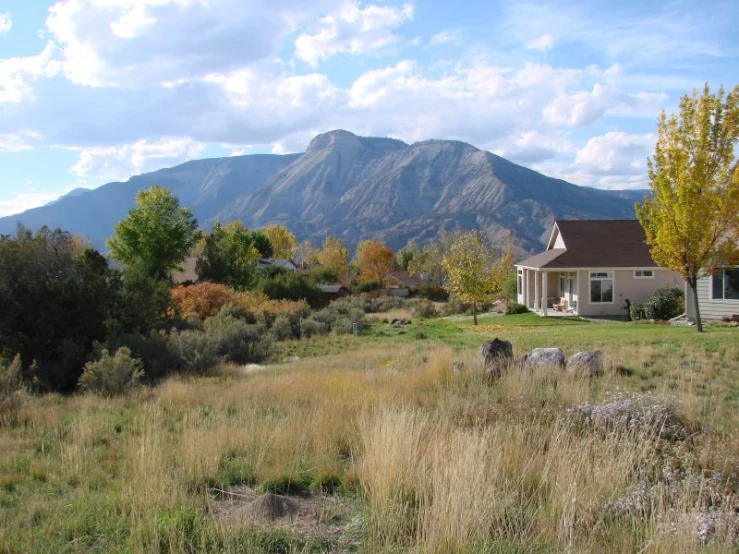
0 130 642 253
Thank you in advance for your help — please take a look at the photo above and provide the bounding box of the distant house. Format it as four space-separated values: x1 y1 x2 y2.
318 284 351 301
385 271 427 290
685 266 739 322
257 258 298 272
515 220 684 318
171 256 198 284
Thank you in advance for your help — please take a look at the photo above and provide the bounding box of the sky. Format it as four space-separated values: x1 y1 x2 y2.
0 0 737 217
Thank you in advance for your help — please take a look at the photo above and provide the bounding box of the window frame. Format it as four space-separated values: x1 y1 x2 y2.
711 267 739 301
589 271 614 304
634 269 654 279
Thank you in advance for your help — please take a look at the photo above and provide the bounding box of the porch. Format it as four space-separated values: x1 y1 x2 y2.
516 268 579 317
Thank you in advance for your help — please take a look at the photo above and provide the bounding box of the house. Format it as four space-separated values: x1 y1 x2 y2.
257 258 298 272
385 270 427 290
685 266 739 322
515 220 684 318
318 284 351 301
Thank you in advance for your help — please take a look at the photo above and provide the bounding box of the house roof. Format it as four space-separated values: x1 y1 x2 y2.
386 271 425 287
516 220 657 269
318 284 347 294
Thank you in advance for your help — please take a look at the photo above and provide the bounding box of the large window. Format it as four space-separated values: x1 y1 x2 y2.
517 269 523 296
712 268 739 300
590 272 613 303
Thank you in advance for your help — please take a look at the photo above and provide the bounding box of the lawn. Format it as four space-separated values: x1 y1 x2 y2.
1 315 738 553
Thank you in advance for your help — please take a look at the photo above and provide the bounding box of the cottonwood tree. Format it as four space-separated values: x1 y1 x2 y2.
316 236 350 284
636 84 739 332
355 240 395 283
263 224 298 260
107 186 198 279
441 231 513 325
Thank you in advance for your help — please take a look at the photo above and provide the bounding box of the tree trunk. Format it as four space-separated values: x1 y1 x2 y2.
473 302 478 326
689 278 703 332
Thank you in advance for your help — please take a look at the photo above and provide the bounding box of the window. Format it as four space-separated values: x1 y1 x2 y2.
634 270 654 278
590 272 613 303
517 269 523 295
712 268 739 300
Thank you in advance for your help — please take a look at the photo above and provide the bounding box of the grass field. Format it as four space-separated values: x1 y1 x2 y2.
1 315 738 553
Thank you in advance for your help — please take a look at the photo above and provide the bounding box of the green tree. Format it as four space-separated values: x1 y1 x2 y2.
107 186 198 279
441 231 512 325
196 222 270 290
0 226 112 391
636 84 739 332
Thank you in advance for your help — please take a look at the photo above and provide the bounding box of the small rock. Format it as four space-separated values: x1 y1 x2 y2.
521 347 565 370
480 338 513 380
566 350 603 377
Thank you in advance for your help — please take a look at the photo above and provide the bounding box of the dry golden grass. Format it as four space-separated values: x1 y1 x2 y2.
1 334 739 553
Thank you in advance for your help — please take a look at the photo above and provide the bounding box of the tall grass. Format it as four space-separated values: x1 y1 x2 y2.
1 330 738 552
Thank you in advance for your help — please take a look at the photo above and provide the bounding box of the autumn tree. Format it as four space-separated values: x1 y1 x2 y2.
263 223 298 259
196 222 271 290
636 84 739 332
396 243 422 272
441 231 513 325
406 232 457 285
296 239 320 268
355 240 395 283
107 186 198 279
316 236 350 283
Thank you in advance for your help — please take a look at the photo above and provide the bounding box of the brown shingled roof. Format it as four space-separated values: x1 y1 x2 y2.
517 220 656 269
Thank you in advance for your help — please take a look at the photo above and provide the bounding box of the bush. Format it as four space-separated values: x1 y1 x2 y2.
353 280 381 294
78 348 144 397
258 271 327 309
413 298 438 318
106 331 179 382
300 317 329 338
505 302 529 315
414 283 448 302
0 355 25 424
167 329 220 373
203 310 271 365
271 315 294 341
643 287 684 320
439 294 469 316
630 301 647 321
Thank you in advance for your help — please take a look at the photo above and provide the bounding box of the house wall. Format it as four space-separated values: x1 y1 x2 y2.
576 269 683 317
686 270 739 322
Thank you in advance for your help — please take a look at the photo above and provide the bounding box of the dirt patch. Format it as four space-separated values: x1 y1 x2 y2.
210 486 361 542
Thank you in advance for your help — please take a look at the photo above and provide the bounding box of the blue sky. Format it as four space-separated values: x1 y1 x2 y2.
0 0 737 216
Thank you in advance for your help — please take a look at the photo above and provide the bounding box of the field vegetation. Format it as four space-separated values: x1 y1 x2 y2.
2 313 738 553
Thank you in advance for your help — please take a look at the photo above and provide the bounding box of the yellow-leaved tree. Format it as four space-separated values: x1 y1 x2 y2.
316 236 350 284
355 240 395 283
441 231 513 325
263 224 298 260
636 84 739 332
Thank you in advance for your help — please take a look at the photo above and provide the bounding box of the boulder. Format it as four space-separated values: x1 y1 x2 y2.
566 350 603 377
480 338 513 380
521 347 565 370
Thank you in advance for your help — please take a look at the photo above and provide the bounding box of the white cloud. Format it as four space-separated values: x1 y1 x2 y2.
428 30 460 48
0 191 61 217
0 12 11 35
294 1 413 66
71 138 206 181
524 33 553 52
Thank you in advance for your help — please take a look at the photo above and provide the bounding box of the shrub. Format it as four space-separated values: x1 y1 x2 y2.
258 271 327 308
642 287 684 320
203 310 271 365
167 329 221 373
439 294 469 316
414 283 448 302
106 331 179 381
78 348 144 397
300 317 329 338
413 298 438 318
171 282 235 320
332 316 355 335
271 315 294 341
0 355 25 424
353 280 381 294
505 302 529 315
630 301 647 321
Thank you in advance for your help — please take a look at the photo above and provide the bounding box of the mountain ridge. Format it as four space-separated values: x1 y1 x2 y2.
0 130 647 253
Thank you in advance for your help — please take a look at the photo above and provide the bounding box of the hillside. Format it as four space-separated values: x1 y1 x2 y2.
0 130 644 252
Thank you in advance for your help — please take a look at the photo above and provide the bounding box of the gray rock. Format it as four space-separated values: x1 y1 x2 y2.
480 338 513 380
521 347 565 370
566 350 603 377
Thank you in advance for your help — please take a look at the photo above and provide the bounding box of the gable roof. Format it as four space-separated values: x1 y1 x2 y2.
517 220 657 269
318 284 348 294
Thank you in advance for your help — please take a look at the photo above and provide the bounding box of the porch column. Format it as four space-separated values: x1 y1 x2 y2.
524 270 530 308
534 270 540 312
542 272 548 316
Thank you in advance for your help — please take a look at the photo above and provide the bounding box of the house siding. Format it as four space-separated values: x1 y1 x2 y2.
686 269 739 322
576 269 683 317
